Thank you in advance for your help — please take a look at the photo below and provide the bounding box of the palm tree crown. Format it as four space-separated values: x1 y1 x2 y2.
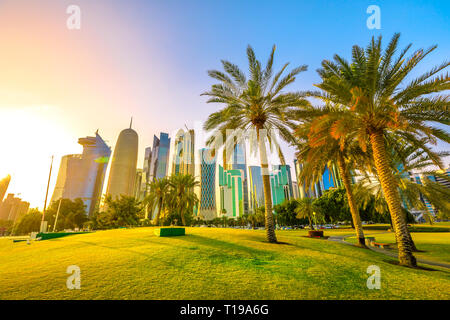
202 45 310 243
310 33 449 266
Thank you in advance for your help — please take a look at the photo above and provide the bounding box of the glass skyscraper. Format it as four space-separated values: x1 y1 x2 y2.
142 147 152 196
149 132 171 181
270 165 292 206
230 142 249 213
248 166 264 212
171 129 195 176
293 159 342 198
197 148 216 220
51 131 111 216
218 165 244 218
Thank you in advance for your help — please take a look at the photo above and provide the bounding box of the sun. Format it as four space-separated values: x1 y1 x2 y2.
0 105 79 209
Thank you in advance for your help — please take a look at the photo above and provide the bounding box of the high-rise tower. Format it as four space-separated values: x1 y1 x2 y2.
51 131 111 215
248 166 264 212
0 175 11 203
106 123 139 200
171 129 195 176
197 148 216 220
149 132 170 181
230 142 249 213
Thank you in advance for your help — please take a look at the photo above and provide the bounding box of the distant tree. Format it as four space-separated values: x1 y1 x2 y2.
46 198 87 231
295 198 322 230
144 177 170 226
12 209 42 235
0 219 14 236
94 195 144 229
166 174 199 226
273 200 303 226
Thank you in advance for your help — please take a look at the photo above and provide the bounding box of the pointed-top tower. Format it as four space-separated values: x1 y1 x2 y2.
106 121 139 199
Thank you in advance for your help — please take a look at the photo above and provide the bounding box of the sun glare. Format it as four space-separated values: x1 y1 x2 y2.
0 106 78 208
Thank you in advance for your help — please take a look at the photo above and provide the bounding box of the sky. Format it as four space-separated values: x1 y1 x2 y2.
0 0 449 209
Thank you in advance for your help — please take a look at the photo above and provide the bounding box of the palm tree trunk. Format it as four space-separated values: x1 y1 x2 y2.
370 131 417 267
155 198 162 226
337 155 366 247
307 213 314 230
257 128 277 243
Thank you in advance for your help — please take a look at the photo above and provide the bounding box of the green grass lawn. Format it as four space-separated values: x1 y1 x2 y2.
347 232 450 264
1 227 449 300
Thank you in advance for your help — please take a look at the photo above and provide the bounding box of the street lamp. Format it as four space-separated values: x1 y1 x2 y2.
313 211 318 230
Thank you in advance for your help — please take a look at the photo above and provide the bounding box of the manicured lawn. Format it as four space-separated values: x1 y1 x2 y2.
0 227 449 300
347 232 450 264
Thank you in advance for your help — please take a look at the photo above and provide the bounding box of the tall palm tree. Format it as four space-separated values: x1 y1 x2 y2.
310 33 449 266
202 45 310 243
144 177 170 226
354 142 450 229
294 107 373 247
167 174 199 226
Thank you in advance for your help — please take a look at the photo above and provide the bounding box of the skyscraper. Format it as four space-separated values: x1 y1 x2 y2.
292 181 300 199
133 169 144 200
293 159 342 199
106 125 139 200
149 133 170 181
218 165 244 218
248 166 264 212
230 142 249 213
51 131 111 215
270 165 292 206
142 147 152 195
293 159 308 198
0 175 11 203
0 193 29 222
435 167 450 189
273 164 294 199
171 129 195 176
197 148 216 220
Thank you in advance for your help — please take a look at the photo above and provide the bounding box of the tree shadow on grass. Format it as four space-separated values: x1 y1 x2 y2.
174 234 278 258
381 259 448 272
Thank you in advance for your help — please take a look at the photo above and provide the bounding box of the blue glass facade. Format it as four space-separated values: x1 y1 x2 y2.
248 166 264 211
149 132 171 181
231 142 249 213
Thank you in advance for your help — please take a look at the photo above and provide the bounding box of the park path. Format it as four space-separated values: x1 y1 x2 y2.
328 234 450 270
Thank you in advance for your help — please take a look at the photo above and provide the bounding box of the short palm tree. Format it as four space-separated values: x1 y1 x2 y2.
202 45 310 243
294 107 373 247
167 174 199 226
295 198 321 230
310 33 449 267
144 177 170 226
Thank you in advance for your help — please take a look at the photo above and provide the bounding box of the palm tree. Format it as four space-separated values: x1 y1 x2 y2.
310 33 449 266
294 107 373 247
167 174 199 226
144 177 170 226
202 45 310 243
295 198 321 230
354 141 450 249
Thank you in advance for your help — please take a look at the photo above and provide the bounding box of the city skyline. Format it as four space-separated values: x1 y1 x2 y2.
0 0 449 209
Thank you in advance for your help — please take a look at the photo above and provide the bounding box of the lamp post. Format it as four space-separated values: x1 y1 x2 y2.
313 211 317 230
40 155 54 233
53 198 63 232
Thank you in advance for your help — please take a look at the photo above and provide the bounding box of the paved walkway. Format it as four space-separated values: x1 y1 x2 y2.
328 234 450 270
